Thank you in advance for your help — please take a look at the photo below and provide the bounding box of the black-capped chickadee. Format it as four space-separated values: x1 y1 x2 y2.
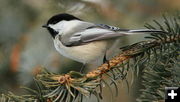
42 13 163 67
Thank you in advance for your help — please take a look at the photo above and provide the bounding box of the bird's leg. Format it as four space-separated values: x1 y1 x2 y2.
80 63 86 73
103 54 107 63
103 52 110 68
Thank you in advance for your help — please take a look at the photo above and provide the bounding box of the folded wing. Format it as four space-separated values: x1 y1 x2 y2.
63 24 165 46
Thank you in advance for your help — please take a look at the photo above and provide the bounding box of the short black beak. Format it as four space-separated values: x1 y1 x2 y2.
42 24 48 28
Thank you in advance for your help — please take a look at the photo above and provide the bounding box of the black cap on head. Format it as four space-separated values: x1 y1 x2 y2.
46 13 81 25
42 13 81 39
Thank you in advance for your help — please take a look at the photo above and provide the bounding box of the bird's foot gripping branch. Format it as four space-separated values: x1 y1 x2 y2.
1 13 180 102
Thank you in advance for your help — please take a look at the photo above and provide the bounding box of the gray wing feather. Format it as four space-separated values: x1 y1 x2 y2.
96 24 129 31
66 28 125 46
81 32 125 42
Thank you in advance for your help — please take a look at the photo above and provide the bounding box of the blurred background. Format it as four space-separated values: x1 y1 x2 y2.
0 0 179 102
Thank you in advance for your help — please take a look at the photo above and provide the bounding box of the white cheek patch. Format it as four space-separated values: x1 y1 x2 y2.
49 21 66 32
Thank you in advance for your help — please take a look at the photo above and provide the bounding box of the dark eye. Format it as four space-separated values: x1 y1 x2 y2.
52 21 59 24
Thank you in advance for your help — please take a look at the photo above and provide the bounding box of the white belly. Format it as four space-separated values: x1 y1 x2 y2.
54 39 108 64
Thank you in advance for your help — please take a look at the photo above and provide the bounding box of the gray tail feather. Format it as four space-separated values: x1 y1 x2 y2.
127 29 166 33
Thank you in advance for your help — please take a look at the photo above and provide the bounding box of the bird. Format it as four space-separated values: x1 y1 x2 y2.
42 13 164 71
